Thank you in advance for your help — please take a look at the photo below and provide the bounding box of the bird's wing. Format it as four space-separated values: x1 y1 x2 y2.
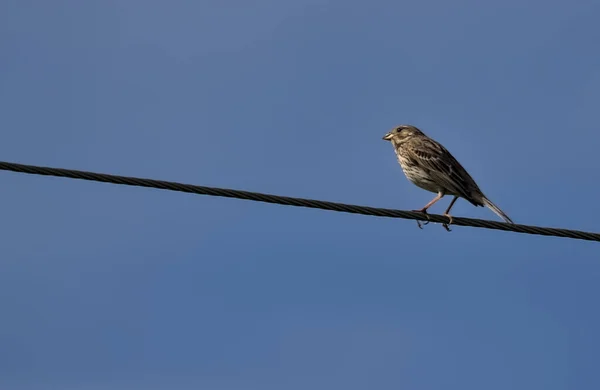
407 138 483 206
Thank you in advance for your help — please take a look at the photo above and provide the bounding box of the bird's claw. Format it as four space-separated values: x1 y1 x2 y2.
442 214 453 232
412 210 454 232
413 209 430 229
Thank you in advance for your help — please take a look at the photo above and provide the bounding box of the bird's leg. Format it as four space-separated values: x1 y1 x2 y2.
442 196 459 232
413 192 444 229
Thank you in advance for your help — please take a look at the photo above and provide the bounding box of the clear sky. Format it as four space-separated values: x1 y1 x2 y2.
1 1 600 389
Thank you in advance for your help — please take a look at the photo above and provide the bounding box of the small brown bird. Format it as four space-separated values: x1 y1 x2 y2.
383 124 513 229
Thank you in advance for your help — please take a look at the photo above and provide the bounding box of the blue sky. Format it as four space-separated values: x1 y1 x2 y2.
1 1 600 389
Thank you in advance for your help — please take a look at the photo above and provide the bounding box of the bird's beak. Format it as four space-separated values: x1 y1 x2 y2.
382 132 393 141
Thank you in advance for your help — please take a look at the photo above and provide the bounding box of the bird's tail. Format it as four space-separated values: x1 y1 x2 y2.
481 196 514 224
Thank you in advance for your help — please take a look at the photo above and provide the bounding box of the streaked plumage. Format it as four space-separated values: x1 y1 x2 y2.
382 124 513 229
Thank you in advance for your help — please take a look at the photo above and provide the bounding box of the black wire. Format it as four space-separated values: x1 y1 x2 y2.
1 160 598 242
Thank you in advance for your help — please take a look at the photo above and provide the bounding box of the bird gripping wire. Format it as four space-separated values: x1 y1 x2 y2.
0 160 598 242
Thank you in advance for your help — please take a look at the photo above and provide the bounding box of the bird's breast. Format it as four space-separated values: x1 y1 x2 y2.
395 150 441 193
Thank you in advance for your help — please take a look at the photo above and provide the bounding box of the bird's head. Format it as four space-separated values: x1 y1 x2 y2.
382 124 424 142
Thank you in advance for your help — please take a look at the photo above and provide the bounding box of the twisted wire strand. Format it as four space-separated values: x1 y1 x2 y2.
0 161 598 242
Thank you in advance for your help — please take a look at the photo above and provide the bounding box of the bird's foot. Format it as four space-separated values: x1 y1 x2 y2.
412 209 430 229
442 214 453 232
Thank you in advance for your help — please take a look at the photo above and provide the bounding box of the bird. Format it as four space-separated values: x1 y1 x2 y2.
382 124 513 230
